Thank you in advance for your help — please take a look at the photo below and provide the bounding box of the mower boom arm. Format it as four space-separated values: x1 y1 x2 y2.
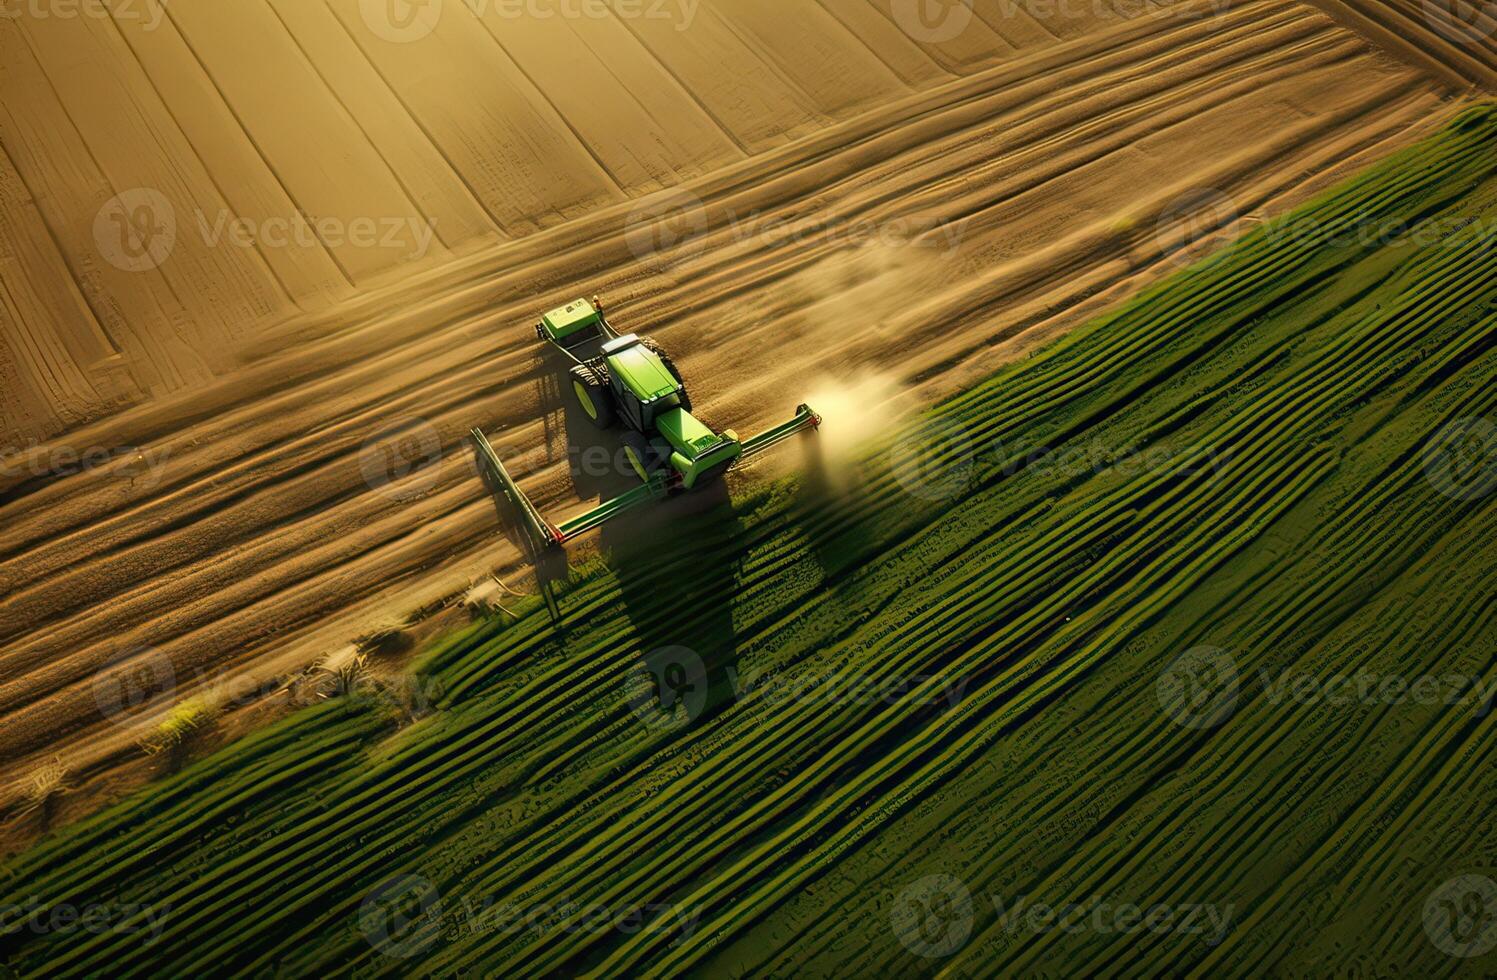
741 403 820 459
471 403 818 549
470 428 562 552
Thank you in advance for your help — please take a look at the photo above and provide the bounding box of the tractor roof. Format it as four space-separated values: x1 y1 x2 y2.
605 338 680 402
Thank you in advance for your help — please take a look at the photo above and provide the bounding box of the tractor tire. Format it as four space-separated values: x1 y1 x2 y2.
620 431 658 483
642 340 692 412
570 364 616 428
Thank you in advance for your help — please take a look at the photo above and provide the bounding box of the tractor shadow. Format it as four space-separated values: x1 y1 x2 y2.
599 481 749 729
532 348 749 705
535 351 637 505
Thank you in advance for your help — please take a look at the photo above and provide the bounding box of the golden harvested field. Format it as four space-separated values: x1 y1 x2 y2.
1 0 1492 817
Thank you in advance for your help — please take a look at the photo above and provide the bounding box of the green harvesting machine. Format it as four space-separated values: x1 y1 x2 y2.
472 297 820 550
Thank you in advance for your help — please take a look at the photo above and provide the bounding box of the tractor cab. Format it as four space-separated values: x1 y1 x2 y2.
539 298 749 489
603 336 743 488
600 335 683 430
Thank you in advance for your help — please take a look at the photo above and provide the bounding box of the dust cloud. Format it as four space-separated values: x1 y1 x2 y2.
779 244 940 495
802 372 906 496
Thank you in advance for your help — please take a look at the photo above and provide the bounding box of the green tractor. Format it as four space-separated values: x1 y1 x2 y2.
472 297 818 550
544 297 745 491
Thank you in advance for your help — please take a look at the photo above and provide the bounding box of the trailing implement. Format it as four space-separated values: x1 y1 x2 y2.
473 297 820 549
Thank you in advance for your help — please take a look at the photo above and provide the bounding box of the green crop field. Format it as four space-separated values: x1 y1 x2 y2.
4 104 1497 979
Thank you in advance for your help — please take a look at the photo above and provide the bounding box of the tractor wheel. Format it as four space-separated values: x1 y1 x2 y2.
620 432 657 483
570 365 616 428
642 340 692 412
